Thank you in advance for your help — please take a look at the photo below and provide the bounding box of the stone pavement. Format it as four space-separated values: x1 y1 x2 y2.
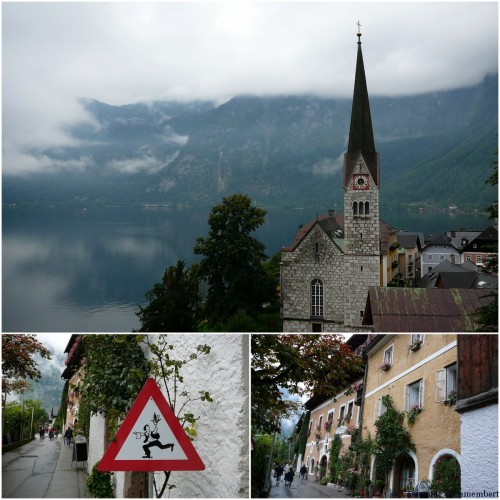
269 477 351 498
2 435 89 498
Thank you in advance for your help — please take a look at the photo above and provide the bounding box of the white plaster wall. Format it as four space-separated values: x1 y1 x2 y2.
149 334 249 498
461 404 499 494
88 411 127 496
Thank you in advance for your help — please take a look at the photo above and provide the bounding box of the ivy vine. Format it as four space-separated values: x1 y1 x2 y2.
374 395 415 482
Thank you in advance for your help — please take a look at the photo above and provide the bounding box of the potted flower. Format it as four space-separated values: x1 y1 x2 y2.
445 389 457 406
379 361 392 371
410 338 423 352
324 419 333 431
375 479 385 497
364 478 372 498
407 402 422 425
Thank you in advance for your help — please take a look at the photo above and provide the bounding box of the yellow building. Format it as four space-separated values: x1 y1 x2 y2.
303 377 363 481
361 334 459 496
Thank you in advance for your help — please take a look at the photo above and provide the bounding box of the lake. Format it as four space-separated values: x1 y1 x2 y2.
2 205 490 332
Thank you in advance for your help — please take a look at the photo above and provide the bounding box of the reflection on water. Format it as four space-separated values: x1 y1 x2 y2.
2 205 490 332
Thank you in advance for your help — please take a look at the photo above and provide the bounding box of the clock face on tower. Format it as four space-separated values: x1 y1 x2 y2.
353 174 369 190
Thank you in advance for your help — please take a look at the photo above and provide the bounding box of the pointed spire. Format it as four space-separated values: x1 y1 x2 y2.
344 26 379 186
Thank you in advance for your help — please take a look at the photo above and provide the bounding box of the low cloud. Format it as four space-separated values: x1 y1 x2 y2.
106 151 179 175
312 155 344 177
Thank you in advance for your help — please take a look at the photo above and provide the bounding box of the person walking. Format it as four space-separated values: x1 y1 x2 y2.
284 467 295 488
274 463 284 485
300 464 307 480
64 426 73 447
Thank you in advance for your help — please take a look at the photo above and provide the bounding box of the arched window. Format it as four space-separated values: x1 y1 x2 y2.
310 458 315 475
359 202 365 215
311 279 324 317
353 201 358 215
365 201 370 215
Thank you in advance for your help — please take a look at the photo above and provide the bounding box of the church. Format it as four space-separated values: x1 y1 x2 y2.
280 29 391 332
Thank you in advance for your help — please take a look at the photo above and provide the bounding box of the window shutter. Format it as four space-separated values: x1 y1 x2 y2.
403 383 407 411
436 369 445 402
419 379 424 408
374 399 380 421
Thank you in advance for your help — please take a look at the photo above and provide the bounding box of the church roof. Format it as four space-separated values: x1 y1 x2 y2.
344 33 379 187
281 211 392 253
363 287 495 332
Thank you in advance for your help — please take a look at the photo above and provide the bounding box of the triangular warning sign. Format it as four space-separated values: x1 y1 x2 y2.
98 378 205 471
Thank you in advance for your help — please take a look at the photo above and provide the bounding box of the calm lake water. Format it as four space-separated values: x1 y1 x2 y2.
2 205 490 332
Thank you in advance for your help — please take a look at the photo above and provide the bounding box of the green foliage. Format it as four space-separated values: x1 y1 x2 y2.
87 462 114 498
2 334 52 397
194 194 275 324
251 434 273 498
3 399 48 442
79 335 150 437
374 395 415 482
137 260 201 332
329 434 343 483
297 412 311 459
141 335 213 440
251 334 363 432
431 456 461 498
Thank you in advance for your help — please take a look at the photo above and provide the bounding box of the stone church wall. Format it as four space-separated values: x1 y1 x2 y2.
282 224 345 331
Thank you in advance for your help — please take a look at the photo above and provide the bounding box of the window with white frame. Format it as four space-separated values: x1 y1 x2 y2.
311 279 324 317
346 401 354 422
406 379 424 411
338 405 345 423
477 255 483 263
436 363 457 402
374 396 387 420
318 415 323 431
384 345 393 366
411 334 424 344
324 432 330 452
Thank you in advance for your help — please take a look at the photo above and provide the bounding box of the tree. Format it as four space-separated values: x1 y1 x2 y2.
136 260 201 332
2 335 52 403
251 334 364 432
3 399 48 442
194 194 275 324
476 157 498 332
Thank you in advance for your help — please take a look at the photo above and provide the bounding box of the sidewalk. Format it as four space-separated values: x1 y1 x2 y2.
2 436 90 498
45 439 90 498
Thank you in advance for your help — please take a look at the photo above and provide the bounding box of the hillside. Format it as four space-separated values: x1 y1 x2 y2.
4 74 497 210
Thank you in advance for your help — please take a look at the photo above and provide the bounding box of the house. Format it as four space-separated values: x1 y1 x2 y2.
383 223 400 285
455 334 498 494
419 259 498 289
61 334 84 435
461 225 498 268
420 235 461 277
362 287 496 332
397 232 424 287
281 31 384 332
359 334 460 497
302 379 363 482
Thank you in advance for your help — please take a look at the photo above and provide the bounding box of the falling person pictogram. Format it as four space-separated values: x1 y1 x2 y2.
134 412 174 458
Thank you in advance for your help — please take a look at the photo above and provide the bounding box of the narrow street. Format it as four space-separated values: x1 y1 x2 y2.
269 477 351 498
2 435 88 498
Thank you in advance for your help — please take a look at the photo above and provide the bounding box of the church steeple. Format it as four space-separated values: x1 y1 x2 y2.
344 27 379 187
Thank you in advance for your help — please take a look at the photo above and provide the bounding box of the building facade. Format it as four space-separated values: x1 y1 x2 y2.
361 334 460 497
303 379 363 481
281 31 382 332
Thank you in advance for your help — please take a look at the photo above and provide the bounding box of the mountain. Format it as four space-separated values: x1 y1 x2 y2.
12 353 66 414
4 74 497 210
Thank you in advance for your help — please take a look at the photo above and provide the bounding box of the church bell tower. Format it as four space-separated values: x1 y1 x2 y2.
343 25 380 328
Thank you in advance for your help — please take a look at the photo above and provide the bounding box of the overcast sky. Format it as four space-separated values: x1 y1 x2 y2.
3 1 498 176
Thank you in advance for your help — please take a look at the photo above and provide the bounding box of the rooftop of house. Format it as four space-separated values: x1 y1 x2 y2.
363 286 496 332
419 260 498 289
397 232 424 250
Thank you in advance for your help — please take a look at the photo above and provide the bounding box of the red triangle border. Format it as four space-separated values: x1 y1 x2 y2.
98 378 205 471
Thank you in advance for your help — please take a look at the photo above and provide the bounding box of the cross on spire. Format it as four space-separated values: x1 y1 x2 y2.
356 20 361 33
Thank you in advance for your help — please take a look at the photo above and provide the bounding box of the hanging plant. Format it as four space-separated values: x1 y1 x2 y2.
407 403 422 425
444 390 457 406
